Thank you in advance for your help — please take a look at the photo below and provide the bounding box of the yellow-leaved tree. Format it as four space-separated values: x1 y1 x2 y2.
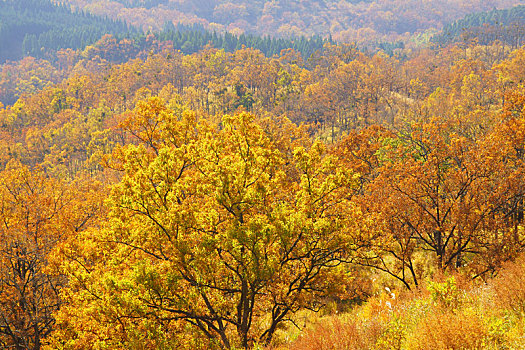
47 97 369 349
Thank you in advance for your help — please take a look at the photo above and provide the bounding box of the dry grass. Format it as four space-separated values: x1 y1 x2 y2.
492 255 525 315
286 315 384 350
406 309 494 350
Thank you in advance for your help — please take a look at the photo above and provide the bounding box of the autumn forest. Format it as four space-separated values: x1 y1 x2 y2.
3 0 525 349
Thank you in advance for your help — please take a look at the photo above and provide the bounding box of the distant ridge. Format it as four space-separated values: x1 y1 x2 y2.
434 5 525 46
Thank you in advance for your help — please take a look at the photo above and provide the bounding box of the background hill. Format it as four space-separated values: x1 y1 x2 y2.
0 0 133 63
56 0 524 43
3 0 525 67
0 0 328 65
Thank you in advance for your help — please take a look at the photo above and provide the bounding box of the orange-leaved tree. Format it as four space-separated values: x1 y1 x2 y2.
355 116 525 289
0 161 102 350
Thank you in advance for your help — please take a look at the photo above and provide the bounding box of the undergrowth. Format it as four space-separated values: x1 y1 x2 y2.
277 255 525 350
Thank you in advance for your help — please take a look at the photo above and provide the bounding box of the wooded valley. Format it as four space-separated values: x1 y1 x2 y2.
2 1 525 349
